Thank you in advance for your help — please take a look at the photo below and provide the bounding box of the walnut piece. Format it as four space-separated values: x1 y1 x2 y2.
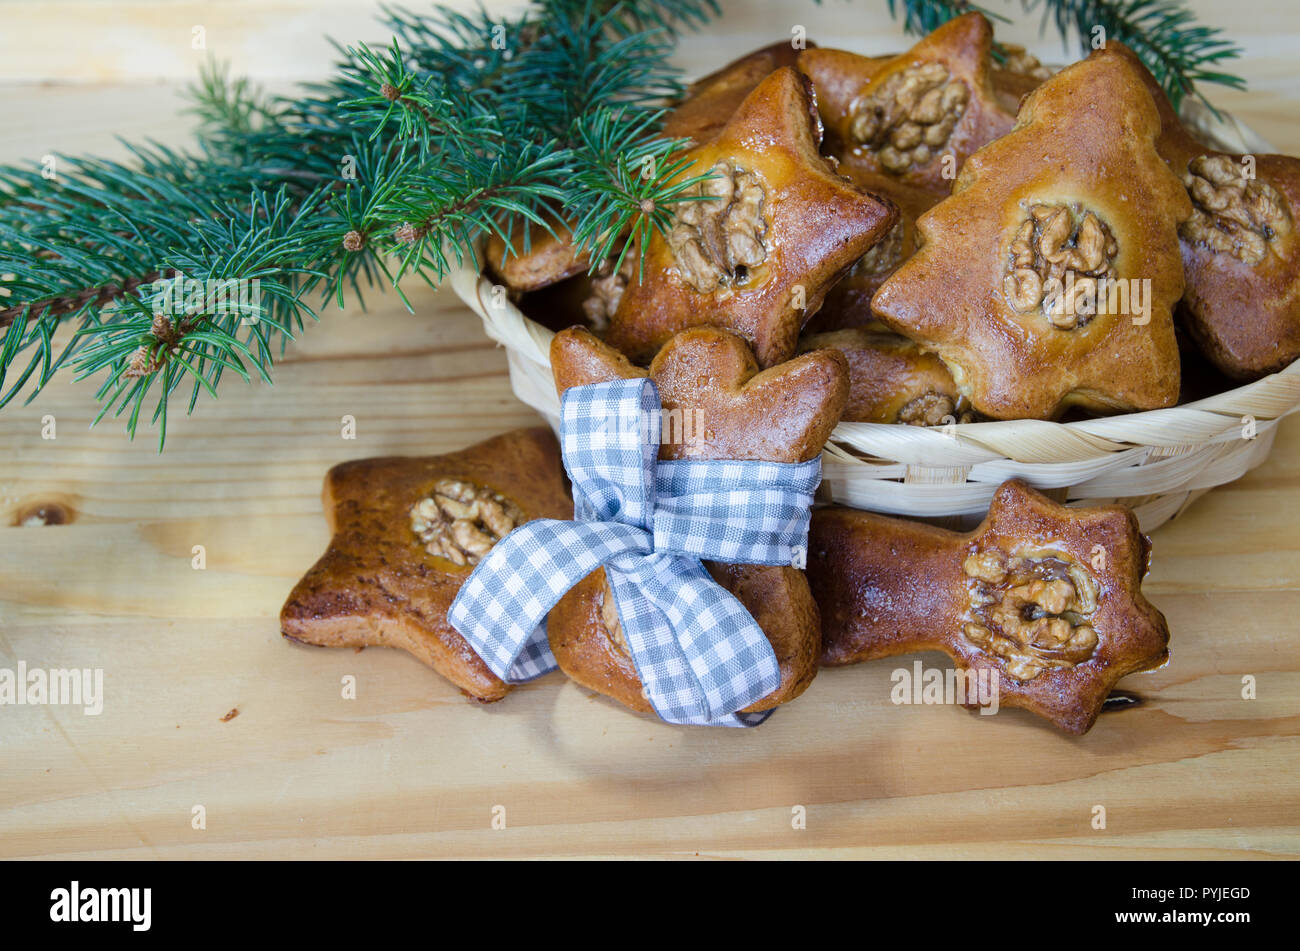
667 160 769 293
410 479 523 567
1181 154 1293 266
848 62 970 174
1004 202 1119 329
961 548 1100 681
846 217 905 285
582 255 634 332
896 391 975 427
999 45 1053 81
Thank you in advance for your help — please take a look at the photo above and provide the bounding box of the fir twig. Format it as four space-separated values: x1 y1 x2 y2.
0 0 718 448
0 0 1249 448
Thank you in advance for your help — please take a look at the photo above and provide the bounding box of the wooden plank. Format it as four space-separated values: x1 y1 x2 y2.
1 5 1298 860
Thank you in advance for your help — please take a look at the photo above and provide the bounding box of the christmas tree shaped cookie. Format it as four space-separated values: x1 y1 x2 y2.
872 51 1192 420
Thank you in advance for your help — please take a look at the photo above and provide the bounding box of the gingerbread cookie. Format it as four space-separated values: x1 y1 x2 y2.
800 328 974 424
797 13 1015 194
280 428 571 702
872 51 1192 419
547 325 848 712
663 40 812 146
1102 44 1300 380
604 67 898 368
486 220 590 294
808 480 1170 734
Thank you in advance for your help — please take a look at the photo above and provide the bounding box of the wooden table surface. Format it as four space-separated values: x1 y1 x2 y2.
2 2 1299 860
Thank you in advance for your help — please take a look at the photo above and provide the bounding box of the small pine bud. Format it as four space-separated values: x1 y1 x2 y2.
394 222 426 245
150 313 175 342
639 199 656 216
124 347 157 379
342 230 365 252
380 83 401 102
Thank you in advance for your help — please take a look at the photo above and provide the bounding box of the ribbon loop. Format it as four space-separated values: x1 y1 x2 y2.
449 379 822 727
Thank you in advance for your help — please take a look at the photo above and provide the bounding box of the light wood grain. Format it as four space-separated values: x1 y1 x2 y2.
1 2 1298 860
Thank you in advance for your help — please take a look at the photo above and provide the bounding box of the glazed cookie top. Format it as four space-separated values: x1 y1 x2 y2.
662 39 813 147
799 328 974 425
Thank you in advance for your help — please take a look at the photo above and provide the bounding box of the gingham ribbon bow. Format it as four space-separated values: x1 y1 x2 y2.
448 378 822 727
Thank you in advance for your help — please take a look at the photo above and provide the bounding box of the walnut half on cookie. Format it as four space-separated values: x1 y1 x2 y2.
280 428 572 703
807 480 1170 734
798 13 1015 195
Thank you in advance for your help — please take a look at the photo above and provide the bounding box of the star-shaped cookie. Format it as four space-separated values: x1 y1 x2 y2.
872 51 1192 419
604 66 897 369
547 325 848 713
797 12 1015 194
280 428 572 702
808 479 1170 734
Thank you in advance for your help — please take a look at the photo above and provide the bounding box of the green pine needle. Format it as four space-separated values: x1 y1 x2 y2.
0 0 1249 449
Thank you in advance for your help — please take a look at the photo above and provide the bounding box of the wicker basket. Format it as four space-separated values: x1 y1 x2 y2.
449 100 1300 531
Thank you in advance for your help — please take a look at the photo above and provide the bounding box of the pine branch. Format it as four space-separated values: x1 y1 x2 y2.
0 0 1247 449
0 0 719 447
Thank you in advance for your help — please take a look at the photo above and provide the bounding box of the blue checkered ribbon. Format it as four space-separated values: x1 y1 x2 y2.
448 378 822 727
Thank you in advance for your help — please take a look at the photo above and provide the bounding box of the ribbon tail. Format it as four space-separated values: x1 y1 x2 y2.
606 555 780 726
449 518 647 683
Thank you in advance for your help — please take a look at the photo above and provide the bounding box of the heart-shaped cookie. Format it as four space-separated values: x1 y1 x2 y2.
547 325 848 713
